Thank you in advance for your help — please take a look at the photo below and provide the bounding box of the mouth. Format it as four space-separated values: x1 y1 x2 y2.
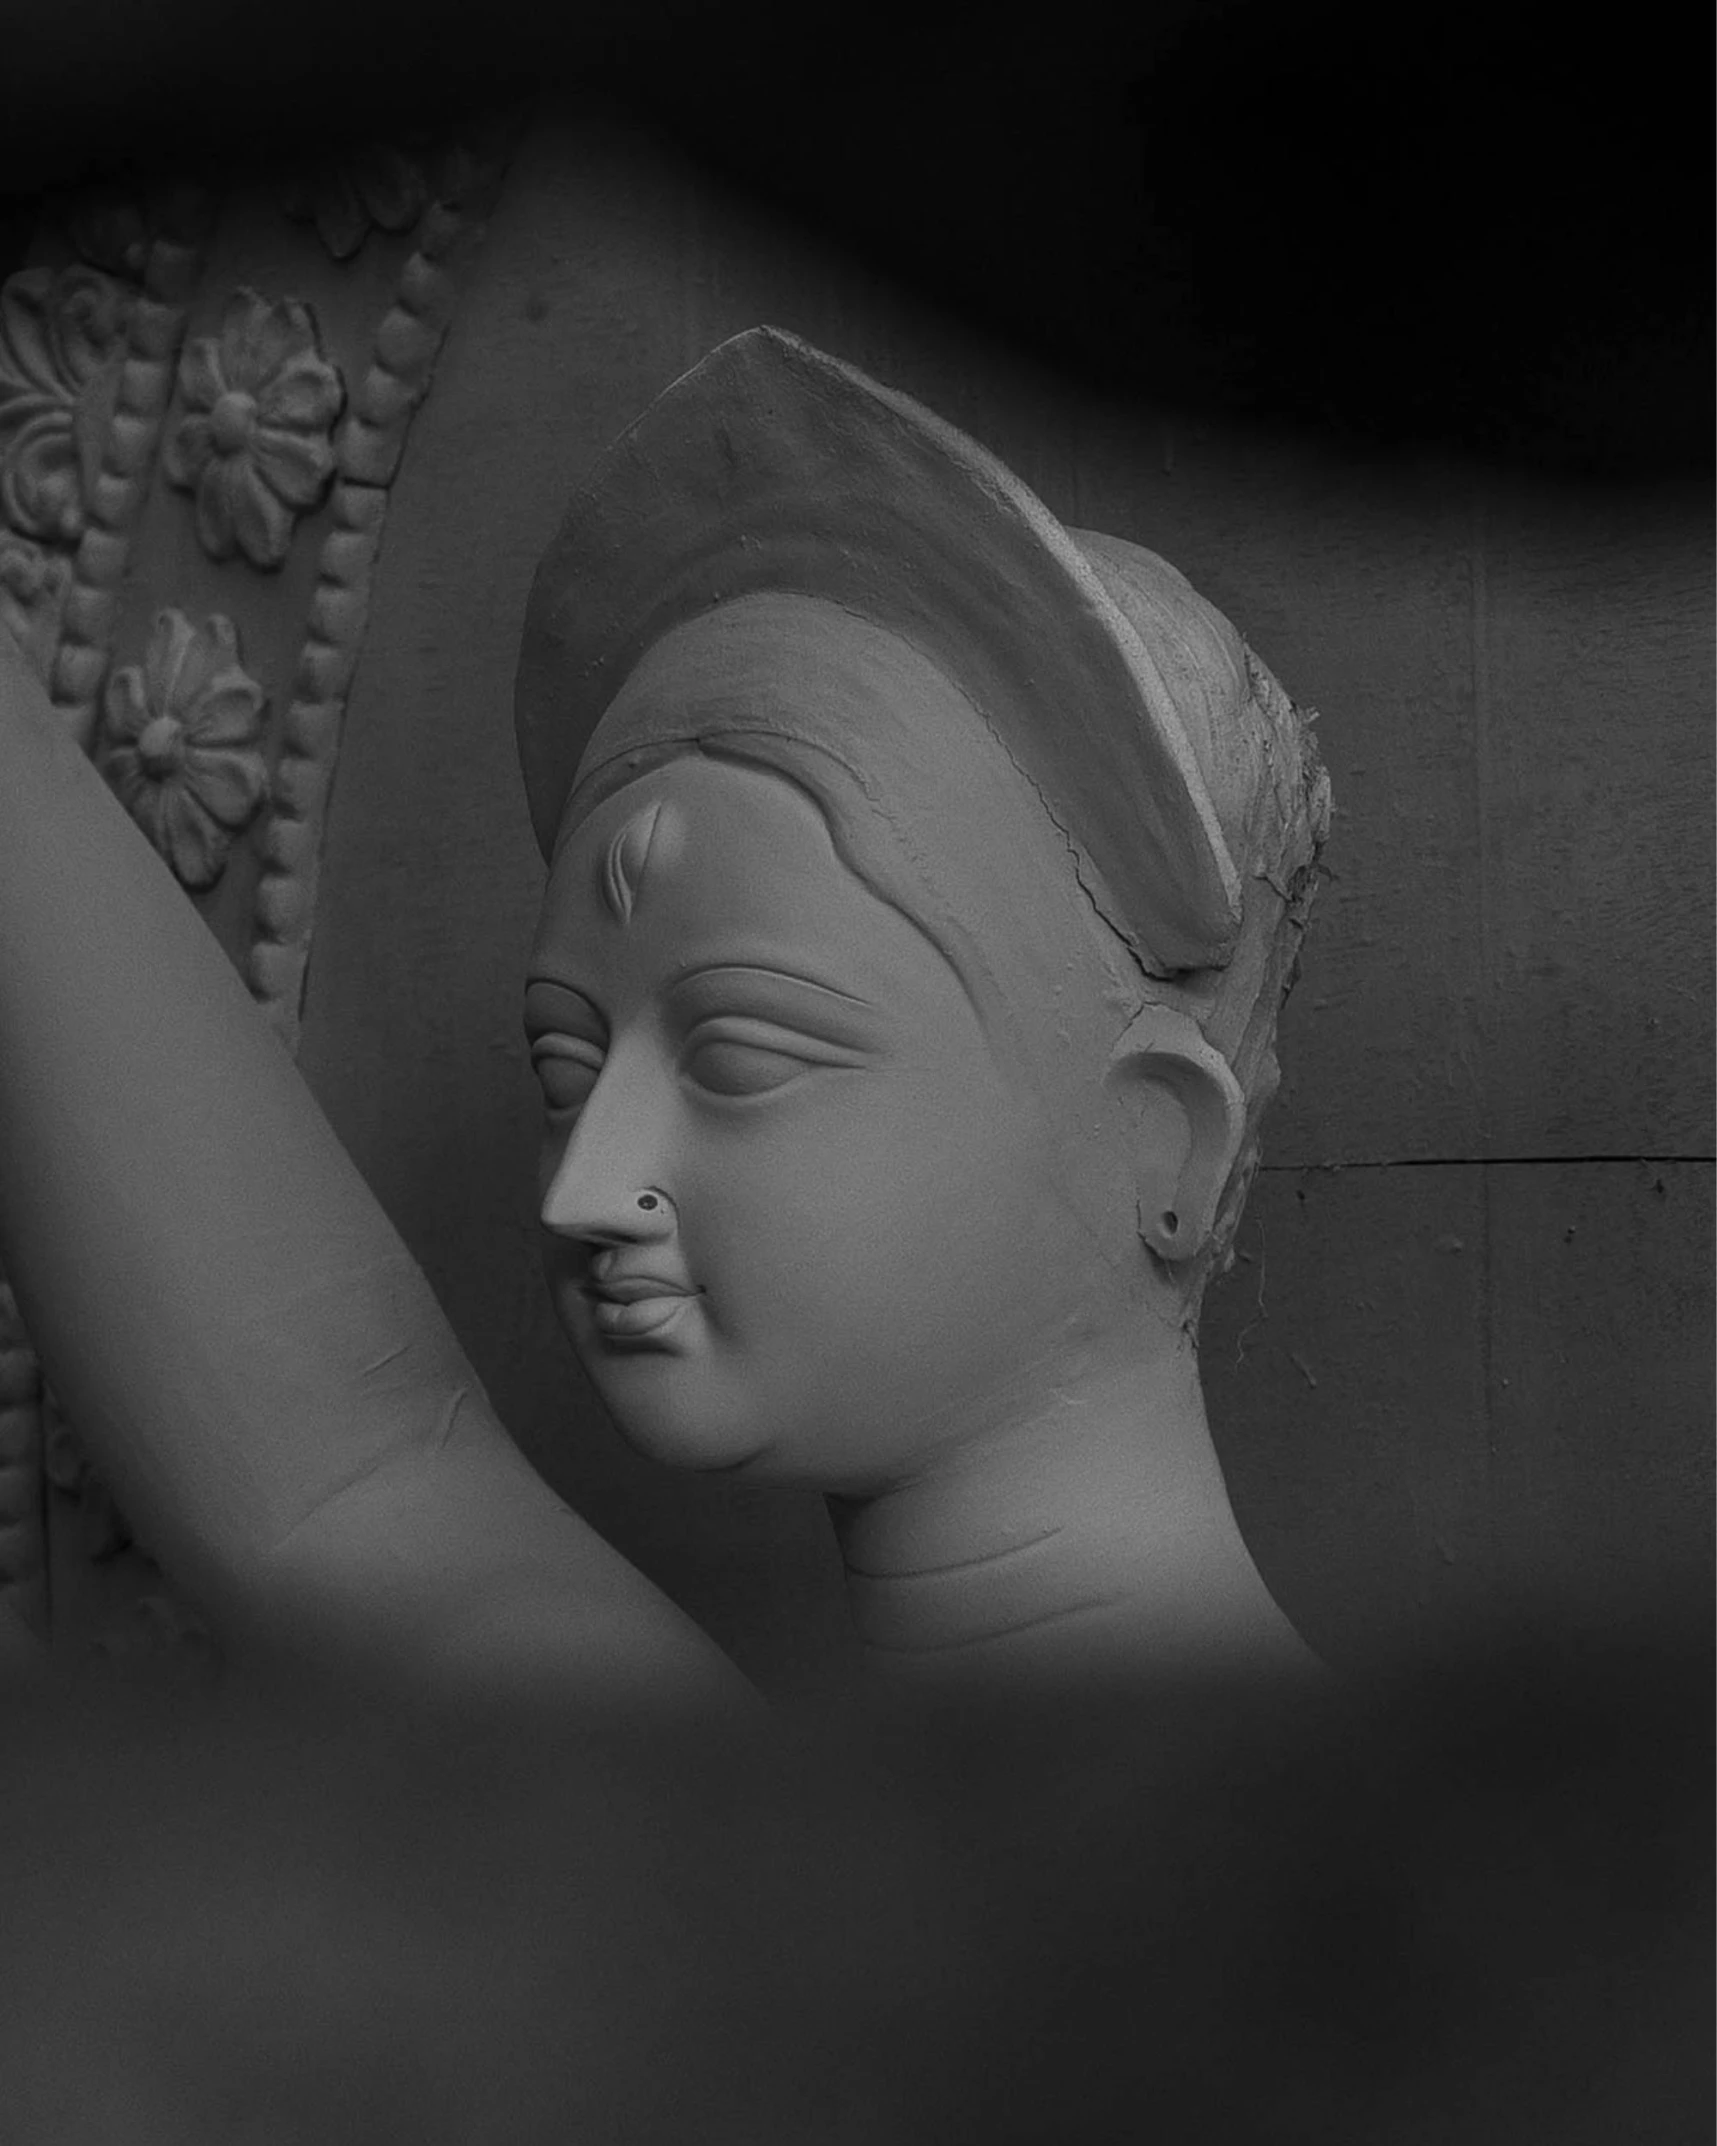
581 1275 702 1342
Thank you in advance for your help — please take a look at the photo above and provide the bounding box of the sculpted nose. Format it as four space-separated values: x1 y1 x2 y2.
539 1064 676 1248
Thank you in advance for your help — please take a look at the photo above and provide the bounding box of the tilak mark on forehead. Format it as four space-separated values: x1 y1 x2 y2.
601 796 678 923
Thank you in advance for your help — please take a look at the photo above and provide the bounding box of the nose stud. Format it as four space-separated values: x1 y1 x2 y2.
636 1190 671 1216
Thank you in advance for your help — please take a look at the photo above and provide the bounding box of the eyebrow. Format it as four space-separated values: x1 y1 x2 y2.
673 962 876 1012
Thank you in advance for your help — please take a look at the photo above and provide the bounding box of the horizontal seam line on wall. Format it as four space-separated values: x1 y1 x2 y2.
1261 1155 1714 1172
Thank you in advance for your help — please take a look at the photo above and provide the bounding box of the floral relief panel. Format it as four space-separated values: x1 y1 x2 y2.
163 288 343 570
99 608 269 890
0 534 72 681
280 143 436 261
0 129 514 1660
0 264 131 547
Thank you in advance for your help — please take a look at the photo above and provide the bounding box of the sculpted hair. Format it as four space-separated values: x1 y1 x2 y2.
1071 532 1332 1306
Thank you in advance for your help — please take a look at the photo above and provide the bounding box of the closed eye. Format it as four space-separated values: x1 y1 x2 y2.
531 1034 605 1116
682 1017 866 1099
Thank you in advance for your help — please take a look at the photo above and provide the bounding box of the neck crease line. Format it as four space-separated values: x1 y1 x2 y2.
842 1520 1067 1583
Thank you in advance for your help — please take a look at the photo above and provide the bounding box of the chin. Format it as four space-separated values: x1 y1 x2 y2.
593 1366 776 1476
615 1402 901 1496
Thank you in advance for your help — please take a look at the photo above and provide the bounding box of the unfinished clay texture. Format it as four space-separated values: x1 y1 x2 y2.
0 327 1327 1701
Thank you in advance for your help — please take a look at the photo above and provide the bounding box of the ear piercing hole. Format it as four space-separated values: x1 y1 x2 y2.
1161 1210 1179 1235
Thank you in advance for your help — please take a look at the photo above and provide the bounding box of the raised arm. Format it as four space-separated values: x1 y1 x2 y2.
0 640 751 1716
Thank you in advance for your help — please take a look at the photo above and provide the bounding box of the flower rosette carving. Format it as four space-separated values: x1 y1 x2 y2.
100 608 270 889
278 123 514 260
164 291 343 569
281 142 436 261
0 265 130 544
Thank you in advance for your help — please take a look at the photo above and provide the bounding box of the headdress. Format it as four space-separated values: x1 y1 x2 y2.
515 328 1247 976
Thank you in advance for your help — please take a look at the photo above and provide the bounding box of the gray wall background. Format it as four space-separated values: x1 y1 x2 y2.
290 113 1713 1695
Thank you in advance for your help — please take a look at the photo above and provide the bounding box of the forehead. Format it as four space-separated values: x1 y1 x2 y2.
531 755 916 991
550 753 835 908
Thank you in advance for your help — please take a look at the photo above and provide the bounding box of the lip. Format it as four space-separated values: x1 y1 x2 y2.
581 1274 701 1342
587 1274 695 1305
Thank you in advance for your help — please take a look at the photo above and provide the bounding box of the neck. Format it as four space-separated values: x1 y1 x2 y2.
828 1332 1318 1689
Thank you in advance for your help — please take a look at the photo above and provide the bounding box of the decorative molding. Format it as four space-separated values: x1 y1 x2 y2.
52 194 214 750
281 143 437 262
247 180 511 1043
56 175 155 284
0 125 519 1640
0 532 72 681
0 189 213 1642
0 1282 47 1640
278 122 515 263
41 1384 128 1563
0 265 131 546
99 607 270 889
163 290 344 570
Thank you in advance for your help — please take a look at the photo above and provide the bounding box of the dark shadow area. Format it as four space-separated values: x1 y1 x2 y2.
0 0 1707 478
0 1626 1709 2141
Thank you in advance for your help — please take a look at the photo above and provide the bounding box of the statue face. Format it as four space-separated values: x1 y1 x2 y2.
527 754 1136 1490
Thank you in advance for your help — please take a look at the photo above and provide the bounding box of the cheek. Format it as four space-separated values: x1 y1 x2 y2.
677 1073 1074 1364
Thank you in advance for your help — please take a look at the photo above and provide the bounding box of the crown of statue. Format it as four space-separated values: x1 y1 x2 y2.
515 326 1246 976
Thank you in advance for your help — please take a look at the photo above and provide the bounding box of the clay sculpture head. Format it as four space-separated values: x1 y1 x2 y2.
515 329 1331 1675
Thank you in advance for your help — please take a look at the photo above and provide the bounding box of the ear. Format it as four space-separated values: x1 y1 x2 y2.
1105 1004 1246 1264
